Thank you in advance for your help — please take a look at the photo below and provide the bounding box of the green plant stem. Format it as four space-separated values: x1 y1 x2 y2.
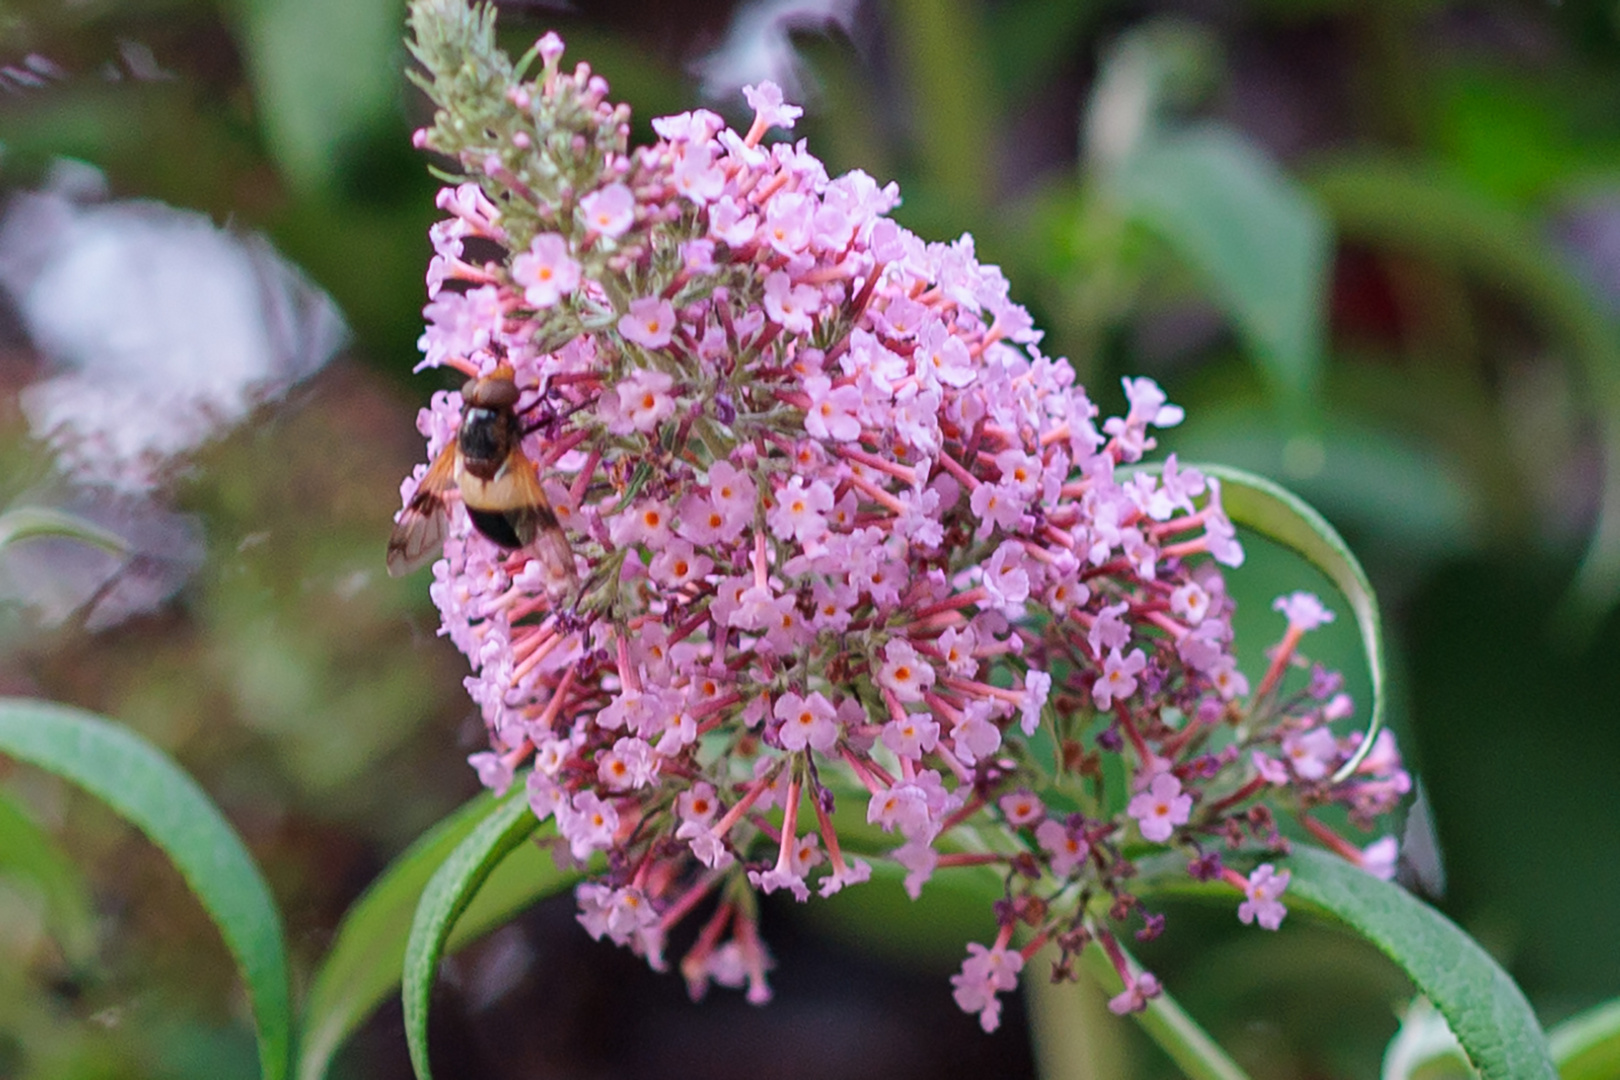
1025 944 1127 1080
888 0 993 225
1078 940 1252 1080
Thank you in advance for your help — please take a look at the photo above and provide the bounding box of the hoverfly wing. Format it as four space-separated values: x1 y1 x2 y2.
386 444 458 577
526 513 581 597
496 455 580 595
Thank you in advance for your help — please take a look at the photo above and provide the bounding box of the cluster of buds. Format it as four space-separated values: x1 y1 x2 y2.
402 2 1410 1031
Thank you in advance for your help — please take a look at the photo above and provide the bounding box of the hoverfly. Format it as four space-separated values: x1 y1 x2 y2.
386 366 577 592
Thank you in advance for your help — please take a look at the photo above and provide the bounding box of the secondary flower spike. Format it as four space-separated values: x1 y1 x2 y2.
402 2 1411 1030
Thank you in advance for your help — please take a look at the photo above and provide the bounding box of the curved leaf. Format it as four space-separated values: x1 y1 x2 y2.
0 506 127 556
1111 125 1331 412
1283 847 1554 1080
0 699 291 1080
0 786 98 967
1549 997 1620 1080
298 790 565 1080
1194 463 1386 780
402 784 551 1080
235 0 403 193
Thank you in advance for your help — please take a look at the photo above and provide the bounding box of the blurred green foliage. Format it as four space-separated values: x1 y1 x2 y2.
2 0 1620 1077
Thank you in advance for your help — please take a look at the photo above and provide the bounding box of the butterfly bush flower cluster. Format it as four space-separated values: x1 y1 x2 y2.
403 0 1410 1031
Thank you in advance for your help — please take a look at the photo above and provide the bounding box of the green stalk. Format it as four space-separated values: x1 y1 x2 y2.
1076 940 1252 1080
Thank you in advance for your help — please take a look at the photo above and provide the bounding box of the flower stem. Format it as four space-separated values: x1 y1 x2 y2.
1077 940 1253 1080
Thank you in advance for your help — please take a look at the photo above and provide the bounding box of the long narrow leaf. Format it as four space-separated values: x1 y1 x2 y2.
401 785 547 1080
1548 997 1620 1080
0 786 98 967
300 793 495 1080
0 699 291 1080
235 0 401 193
1283 847 1554 1080
298 790 566 1080
1113 125 1331 413
0 506 126 556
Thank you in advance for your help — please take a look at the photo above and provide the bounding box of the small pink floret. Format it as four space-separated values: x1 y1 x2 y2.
1238 864 1291 930
511 232 581 308
619 295 676 348
580 182 635 237
1127 772 1191 843
1274 591 1335 632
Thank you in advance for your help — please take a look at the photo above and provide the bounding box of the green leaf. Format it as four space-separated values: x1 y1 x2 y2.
1112 125 1331 411
1549 997 1620 1080
1283 847 1555 1080
0 786 98 967
300 796 494 1080
298 789 567 1080
402 783 553 1080
0 699 291 1080
0 506 126 556
233 0 403 193
1177 463 1387 779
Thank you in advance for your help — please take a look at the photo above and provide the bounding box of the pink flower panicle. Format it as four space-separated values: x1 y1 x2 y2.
403 15 1410 1031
